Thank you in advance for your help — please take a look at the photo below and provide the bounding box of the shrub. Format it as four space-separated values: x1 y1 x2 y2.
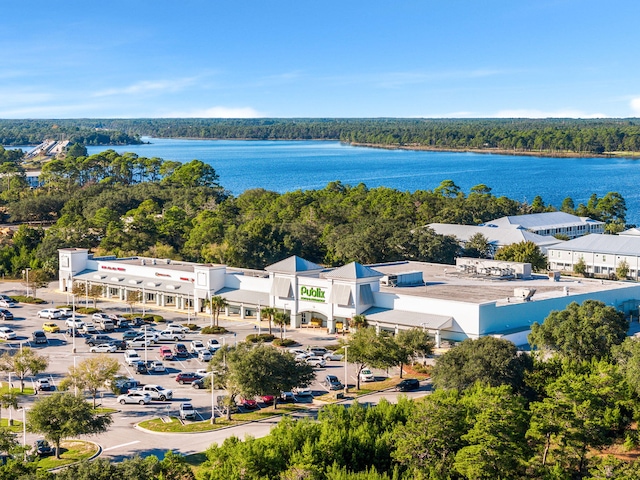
245 333 275 343
200 326 228 334
272 338 296 347
11 295 46 304
77 307 100 315
183 323 200 331
411 363 431 374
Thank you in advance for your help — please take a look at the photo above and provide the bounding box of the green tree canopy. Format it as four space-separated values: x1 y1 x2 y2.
494 240 547 272
529 300 628 362
431 336 532 394
27 393 112 458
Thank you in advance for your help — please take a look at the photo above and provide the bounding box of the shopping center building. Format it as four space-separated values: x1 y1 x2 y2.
59 249 640 346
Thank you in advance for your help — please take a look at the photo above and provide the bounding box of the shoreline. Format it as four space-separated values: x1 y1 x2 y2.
348 142 640 159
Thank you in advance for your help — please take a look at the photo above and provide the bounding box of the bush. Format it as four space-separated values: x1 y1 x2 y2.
411 363 431 374
11 295 46 304
183 323 200 331
246 333 275 343
200 326 228 334
272 338 296 347
77 307 100 315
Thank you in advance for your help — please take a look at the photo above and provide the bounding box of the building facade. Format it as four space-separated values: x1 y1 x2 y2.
59 249 640 347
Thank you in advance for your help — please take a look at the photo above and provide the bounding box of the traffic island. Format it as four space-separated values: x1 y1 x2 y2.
36 440 100 471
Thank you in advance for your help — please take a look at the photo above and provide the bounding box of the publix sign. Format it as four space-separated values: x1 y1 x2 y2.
299 285 326 303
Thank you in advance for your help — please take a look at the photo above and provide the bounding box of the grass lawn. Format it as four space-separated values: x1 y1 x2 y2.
139 404 306 433
0 418 23 433
91 407 118 414
35 440 99 470
0 385 35 395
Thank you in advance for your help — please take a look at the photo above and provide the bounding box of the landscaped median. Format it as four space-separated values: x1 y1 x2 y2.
35 440 100 470
137 404 306 433
314 374 429 403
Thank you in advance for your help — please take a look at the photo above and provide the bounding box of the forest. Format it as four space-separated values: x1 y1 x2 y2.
0 144 628 280
3 118 640 154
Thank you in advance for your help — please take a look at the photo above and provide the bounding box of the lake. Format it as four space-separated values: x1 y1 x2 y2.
87 138 640 225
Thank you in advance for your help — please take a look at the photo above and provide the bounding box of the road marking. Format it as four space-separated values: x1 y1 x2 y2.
102 440 141 452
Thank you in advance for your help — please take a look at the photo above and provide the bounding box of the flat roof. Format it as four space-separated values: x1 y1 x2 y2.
370 261 631 304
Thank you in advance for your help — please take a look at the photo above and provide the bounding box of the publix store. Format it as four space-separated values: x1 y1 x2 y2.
59 249 640 346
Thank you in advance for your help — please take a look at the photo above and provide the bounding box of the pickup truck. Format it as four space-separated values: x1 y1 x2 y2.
131 384 173 401
158 330 185 342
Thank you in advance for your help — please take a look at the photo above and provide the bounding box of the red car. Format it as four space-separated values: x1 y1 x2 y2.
175 372 202 385
261 395 275 405
239 398 258 410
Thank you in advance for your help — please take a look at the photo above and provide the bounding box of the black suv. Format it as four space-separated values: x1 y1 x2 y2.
395 378 420 392
85 334 115 346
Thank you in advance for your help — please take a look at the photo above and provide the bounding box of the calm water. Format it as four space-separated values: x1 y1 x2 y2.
86 138 640 225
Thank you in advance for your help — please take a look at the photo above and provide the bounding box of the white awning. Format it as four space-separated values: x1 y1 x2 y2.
270 277 293 298
359 284 374 305
330 284 353 306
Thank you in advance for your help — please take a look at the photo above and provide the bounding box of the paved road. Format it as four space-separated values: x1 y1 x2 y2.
1 280 432 461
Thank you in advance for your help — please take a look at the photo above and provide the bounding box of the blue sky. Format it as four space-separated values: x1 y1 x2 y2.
2 0 639 119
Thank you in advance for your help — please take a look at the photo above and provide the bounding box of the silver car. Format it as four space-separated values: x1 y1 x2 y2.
117 391 152 405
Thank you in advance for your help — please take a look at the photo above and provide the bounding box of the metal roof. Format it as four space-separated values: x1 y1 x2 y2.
362 306 453 330
323 262 383 280
548 234 640 256
489 212 603 230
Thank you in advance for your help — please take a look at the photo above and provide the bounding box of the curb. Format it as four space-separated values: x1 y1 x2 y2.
46 439 102 472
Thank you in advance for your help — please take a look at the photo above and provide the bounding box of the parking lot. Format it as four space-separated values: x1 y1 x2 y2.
0 281 411 416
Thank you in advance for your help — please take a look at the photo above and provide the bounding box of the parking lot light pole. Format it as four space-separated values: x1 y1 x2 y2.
210 372 215 425
71 294 76 353
19 407 28 460
343 345 349 394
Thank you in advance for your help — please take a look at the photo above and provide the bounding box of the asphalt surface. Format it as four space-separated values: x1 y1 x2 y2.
0 280 432 461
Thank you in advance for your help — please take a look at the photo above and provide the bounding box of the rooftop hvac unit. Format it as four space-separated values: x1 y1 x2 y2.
381 275 398 287
514 288 536 302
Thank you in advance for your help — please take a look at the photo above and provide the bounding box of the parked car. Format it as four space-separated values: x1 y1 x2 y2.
280 391 295 403
307 346 328 356
80 323 98 334
323 352 344 361
131 384 173 400
192 378 205 389
198 349 212 362
122 330 139 341
238 397 258 410
108 339 127 350
289 348 309 358
126 338 151 348
33 439 53 456
0 309 13 321
189 340 206 354
124 350 141 366
37 309 62 319
175 372 202 384
159 346 174 360
359 369 375 382
166 323 190 334
149 360 166 373
207 338 221 352
36 379 52 391
117 391 152 405
173 343 189 358
32 330 48 344
109 377 140 394
0 299 17 308
98 319 115 332
0 327 16 340
305 356 326 368
323 375 343 391
294 387 313 399
58 308 73 317
135 361 149 374
158 330 184 342
115 318 131 329
261 395 275 405
85 334 115 346
65 318 84 329
130 317 146 328
395 378 420 392
89 343 117 353
179 402 196 420
42 322 60 333
92 313 110 322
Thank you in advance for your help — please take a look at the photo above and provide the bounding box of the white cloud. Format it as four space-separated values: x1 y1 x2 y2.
162 106 264 118
492 108 607 119
92 77 198 97
631 98 640 115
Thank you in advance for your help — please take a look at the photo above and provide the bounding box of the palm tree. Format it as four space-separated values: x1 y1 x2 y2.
210 296 228 327
273 311 290 340
261 307 277 335
350 314 368 332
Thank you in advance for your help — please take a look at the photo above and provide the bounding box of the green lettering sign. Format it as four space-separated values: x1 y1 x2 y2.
299 285 326 303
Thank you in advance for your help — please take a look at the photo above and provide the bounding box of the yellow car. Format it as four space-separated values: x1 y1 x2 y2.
42 322 60 333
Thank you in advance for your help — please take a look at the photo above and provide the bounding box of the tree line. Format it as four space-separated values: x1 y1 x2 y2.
4 118 640 154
